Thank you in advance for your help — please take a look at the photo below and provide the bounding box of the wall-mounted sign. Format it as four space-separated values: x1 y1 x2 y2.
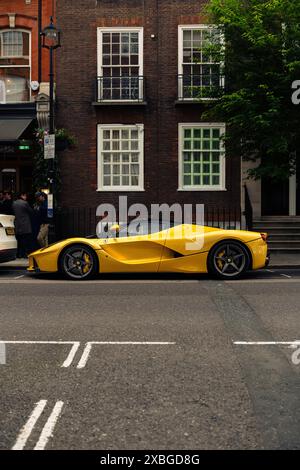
44 134 55 159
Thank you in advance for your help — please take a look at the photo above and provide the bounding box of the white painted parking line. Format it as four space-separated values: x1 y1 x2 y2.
280 273 292 279
34 401 64 450
1 340 81 368
12 400 47 450
12 400 64 451
13 275 25 280
77 342 93 369
234 341 300 346
61 342 81 368
77 341 177 369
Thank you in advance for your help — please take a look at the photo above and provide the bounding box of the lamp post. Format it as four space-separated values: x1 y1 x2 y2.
42 17 61 241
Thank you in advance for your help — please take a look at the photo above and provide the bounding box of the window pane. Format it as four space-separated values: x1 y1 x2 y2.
0 67 30 102
131 175 139 185
181 126 223 188
100 126 142 189
184 175 191 185
103 154 111 163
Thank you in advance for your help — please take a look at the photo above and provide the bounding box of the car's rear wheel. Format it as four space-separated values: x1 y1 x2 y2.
59 244 98 280
207 240 250 280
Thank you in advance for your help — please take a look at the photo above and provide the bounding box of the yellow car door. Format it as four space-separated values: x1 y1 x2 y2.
99 220 169 273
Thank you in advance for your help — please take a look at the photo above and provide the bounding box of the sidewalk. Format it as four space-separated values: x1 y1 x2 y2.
1 252 300 270
1 259 29 269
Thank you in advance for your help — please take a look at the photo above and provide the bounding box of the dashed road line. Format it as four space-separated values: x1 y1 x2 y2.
12 400 47 450
33 401 64 450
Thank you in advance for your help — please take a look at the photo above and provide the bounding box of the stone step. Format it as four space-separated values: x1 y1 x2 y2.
268 240 300 249
267 234 300 240
253 222 300 229
268 247 300 254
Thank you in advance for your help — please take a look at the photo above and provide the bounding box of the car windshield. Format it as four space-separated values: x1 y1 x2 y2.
97 219 180 239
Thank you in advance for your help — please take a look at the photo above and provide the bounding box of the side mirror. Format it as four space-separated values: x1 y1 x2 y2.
109 223 120 237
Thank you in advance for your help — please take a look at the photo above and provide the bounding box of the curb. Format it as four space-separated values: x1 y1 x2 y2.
268 265 300 270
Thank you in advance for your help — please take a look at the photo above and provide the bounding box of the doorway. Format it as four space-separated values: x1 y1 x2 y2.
261 177 289 216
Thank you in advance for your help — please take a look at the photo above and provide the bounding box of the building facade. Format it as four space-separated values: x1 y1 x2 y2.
56 0 241 227
0 0 54 194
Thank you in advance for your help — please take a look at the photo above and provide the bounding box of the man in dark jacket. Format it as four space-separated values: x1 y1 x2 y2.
1 191 14 215
13 192 34 258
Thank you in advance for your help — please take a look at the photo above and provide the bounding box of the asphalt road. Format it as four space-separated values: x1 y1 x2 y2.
0 268 299 450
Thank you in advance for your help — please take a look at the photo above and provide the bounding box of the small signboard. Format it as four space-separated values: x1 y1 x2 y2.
47 193 54 219
44 134 55 160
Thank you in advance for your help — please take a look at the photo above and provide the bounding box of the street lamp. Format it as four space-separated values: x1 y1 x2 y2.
42 17 61 241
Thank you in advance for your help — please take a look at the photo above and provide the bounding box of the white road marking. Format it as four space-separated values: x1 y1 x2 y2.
234 341 300 346
1 340 80 367
61 342 81 368
280 273 292 279
77 341 176 369
12 400 47 450
13 275 24 280
77 342 93 369
34 401 64 450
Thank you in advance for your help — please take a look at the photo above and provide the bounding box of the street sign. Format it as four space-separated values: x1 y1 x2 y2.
47 193 54 219
44 134 55 159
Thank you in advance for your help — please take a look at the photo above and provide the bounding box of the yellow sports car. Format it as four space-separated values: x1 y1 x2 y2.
28 220 269 280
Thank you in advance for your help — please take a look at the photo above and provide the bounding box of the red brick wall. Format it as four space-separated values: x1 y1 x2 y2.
0 0 55 84
56 0 241 214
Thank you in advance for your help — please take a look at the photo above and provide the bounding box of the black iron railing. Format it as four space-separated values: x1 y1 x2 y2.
244 184 253 231
178 74 225 100
96 76 145 102
55 206 241 241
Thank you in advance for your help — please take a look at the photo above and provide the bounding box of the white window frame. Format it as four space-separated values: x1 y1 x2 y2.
97 27 144 102
0 29 31 103
97 123 144 192
178 123 226 191
178 24 224 101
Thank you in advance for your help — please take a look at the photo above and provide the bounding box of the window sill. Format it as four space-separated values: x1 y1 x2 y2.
97 188 145 192
177 187 227 192
175 98 219 105
93 101 147 106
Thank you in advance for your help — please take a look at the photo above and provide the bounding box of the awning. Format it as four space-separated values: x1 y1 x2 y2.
0 118 33 142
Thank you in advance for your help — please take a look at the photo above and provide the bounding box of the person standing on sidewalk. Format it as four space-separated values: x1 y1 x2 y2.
34 192 50 248
1 191 14 215
13 192 34 258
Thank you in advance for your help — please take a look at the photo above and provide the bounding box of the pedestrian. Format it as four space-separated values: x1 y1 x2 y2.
1 191 14 215
12 192 34 258
34 191 50 248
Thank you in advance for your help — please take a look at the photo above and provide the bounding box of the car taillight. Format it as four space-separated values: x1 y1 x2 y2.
261 233 268 241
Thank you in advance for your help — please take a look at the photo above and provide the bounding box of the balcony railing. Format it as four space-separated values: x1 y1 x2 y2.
178 74 225 101
95 76 145 103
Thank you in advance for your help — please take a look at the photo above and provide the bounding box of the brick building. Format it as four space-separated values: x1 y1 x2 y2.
0 0 54 193
56 0 241 227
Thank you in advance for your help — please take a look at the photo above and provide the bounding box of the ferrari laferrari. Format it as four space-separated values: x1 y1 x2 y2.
28 220 269 280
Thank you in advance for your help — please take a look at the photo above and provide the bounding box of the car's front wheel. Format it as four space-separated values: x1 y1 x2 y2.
59 244 98 280
207 240 250 280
